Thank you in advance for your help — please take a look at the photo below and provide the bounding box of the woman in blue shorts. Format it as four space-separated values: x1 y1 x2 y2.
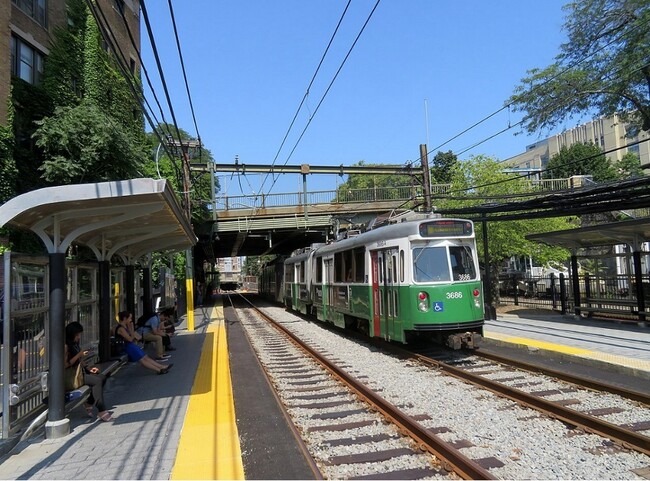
115 311 172 375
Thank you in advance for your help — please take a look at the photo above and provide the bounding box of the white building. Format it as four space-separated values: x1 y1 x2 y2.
503 114 650 176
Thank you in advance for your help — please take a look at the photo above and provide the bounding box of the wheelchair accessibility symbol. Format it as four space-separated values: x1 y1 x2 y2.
433 302 444 312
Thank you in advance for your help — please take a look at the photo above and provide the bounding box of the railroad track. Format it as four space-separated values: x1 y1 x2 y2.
228 294 494 480
406 347 650 457
232 294 650 479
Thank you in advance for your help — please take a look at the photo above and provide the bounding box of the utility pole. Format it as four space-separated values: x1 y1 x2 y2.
170 139 202 332
420 144 432 212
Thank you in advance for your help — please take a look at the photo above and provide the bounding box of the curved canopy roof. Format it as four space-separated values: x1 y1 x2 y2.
0 178 196 260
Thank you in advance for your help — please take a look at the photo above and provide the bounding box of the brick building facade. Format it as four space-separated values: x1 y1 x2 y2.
1 0 140 125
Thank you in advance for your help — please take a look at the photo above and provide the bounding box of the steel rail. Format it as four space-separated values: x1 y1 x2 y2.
412 353 650 456
236 294 495 480
474 349 650 405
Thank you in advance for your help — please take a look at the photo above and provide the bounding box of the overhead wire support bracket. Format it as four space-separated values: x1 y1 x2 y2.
190 163 415 176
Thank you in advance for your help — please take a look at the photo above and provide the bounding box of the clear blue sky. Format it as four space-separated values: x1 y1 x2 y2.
141 0 568 199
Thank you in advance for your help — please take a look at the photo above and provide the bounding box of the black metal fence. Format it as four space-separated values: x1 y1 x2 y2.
497 272 648 323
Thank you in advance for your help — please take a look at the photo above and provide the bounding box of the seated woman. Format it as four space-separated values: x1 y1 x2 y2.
115 311 172 375
65 322 113 421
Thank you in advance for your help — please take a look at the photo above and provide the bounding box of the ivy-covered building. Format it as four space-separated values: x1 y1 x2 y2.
2 0 140 125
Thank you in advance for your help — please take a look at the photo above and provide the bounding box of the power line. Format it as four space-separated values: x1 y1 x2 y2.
84 0 182 180
403 11 650 170
167 0 202 146
261 0 382 200
113 0 179 144
263 0 352 188
438 136 650 198
140 0 186 155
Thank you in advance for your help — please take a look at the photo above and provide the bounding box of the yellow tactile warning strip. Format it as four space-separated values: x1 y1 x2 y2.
485 330 650 374
171 304 245 480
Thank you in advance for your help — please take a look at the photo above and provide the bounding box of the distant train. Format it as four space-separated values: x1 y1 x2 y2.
259 213 484 349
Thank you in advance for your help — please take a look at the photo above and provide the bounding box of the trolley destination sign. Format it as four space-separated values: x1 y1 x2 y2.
419 220 474 238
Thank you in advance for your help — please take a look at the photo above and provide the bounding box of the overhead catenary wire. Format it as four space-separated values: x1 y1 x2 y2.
167 0 202 148
113 0 179 144
438 136 650 200
140 0 189 176
415 52 650 199
84 0 182 180
253 0 354 206
261 0 382 200
402 11 650 170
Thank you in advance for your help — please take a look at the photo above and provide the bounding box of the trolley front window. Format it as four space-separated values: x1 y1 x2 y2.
413 247 450 282
412 245 477 283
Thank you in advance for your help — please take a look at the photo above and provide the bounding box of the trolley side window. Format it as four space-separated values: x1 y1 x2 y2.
335 250 355 282
412 246 450 282
353 247 365 283
285 263 294 283
316 257 323 283
400 250 405 283
335 252 344 282
299 261 305 283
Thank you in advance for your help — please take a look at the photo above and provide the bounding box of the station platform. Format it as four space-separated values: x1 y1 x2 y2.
0 299 647 480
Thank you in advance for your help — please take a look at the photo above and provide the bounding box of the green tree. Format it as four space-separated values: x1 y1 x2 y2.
244 255 276 277
509 0 650 134
334 160 419 208
615 151 643 178
0 90 17 203
336 161 411 191
430 150 459 184
11 0 146 192
33 102 146 184
143 124 220 224
438 155 574 304
543 142 617 181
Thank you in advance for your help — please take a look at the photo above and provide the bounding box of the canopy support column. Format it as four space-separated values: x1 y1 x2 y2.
126 264 135 315
45 252 69 439
98 260 111 361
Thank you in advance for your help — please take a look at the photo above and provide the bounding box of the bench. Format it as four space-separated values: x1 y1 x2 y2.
578 305 643 324
17 353 128 441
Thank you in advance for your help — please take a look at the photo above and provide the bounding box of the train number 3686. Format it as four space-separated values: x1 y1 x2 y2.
446 291 463 299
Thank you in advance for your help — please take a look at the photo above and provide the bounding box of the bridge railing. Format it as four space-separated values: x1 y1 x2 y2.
214 178 574 211
216 185 427 211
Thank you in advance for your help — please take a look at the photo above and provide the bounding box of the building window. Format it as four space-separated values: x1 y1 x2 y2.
12 0 47 27
11 35 44 85
628 144 640 158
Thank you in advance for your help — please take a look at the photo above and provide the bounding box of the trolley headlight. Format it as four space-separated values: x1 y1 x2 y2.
473 288 481 308
417 291 429 312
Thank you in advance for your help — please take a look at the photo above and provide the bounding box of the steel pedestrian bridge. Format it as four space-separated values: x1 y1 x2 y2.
204 177 574 258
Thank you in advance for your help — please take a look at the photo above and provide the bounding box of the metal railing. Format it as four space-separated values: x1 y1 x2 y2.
214 178 578 212
215 185 424 211
0 254 131 439
497 272 649 322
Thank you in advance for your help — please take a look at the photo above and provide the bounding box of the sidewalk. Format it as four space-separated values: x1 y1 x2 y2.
0 306 216 480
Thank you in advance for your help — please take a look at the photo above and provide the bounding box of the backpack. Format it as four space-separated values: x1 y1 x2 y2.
136 312 155 330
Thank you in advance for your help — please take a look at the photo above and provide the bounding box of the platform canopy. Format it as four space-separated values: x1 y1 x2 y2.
0 178 196 260
527 218 650 250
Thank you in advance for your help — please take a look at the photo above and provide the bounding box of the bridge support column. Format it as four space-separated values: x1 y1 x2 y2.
301 164 310 223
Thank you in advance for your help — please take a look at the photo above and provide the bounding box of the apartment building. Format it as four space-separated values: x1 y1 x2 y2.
503 113 650 175
1 0 140 125
217 256 244 285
